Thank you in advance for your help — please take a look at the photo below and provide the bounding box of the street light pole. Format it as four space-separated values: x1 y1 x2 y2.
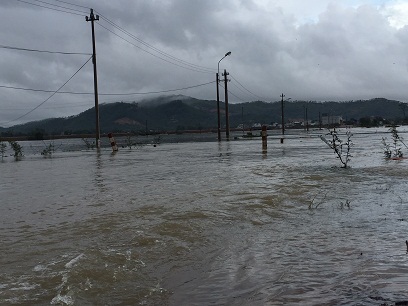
216 72 221 141
216 51 231 141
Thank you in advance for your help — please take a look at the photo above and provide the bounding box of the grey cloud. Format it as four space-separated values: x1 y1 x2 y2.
1 0 408 126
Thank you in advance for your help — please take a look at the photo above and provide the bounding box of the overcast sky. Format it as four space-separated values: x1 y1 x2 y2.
1 0 408 126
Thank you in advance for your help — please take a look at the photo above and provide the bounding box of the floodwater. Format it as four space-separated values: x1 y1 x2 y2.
1 128 408 305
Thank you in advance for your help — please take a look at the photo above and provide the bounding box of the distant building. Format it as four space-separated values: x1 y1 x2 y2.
321 113 343 126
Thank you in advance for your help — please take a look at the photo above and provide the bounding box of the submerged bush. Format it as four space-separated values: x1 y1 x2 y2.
320 128 353 168
82 138 95 150
8 141 23 160
0 141 6 160
382 125 405 159
41 141 55 157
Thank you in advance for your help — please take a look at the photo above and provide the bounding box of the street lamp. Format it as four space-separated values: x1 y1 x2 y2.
216 51 231 141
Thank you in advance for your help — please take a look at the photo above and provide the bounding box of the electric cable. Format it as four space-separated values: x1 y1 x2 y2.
230 75 268 101
0 44 91 55
97 23 213 74
218 82 247 103
14 0 86 16
229 81 255 101
0 80 215 96
11 0 216 74
96 12 215 74
30 0 87 14
1 56 92 125
53 0 89 10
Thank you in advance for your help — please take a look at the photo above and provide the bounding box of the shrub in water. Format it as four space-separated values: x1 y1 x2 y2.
0 141 6 160
320 128 353 168
8 141 23 160
382 125 405 159
41 141 55 157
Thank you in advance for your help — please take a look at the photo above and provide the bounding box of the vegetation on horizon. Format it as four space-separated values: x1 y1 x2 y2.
0 97 407 137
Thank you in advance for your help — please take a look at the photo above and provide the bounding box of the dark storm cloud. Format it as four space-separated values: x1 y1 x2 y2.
1 0 408 126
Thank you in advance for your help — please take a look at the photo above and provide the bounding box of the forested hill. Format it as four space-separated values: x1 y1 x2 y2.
1 96 406 136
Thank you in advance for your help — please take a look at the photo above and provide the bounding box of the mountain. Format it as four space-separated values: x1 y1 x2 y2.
0 96 406 137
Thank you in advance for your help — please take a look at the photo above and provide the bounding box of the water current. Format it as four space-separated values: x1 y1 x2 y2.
1 128 408 305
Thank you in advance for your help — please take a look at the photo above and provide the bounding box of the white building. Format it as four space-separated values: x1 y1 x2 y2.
321 114 343 126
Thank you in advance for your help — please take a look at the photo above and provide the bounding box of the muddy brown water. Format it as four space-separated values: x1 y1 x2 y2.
1 128 408 305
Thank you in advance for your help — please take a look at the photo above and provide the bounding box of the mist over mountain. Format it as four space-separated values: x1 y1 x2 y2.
0 95 406 137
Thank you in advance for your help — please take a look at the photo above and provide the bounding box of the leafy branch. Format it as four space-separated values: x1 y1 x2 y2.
382 125 406 159
320 128 353 168
0 141 7 160
8 141 23 160
307 192 327 210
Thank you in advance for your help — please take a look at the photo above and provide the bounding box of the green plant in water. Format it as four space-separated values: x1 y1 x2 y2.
0 141 7 160
82 138 95 150
41 141 55 157
307 192 327 210
124 134 136 149
338 199 351 210
382 125 405 159
320 128 353 168
8 141 23 160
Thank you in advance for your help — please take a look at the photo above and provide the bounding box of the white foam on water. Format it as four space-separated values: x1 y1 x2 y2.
50 293 74 305
9 282 38 291
64 254 84 269
33 264 46 272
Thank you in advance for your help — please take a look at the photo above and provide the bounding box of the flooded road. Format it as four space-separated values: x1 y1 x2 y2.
1 128 408 305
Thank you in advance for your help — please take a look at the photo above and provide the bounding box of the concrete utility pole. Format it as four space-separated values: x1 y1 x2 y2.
306 105 309 132
280 93 285 143
241 106 244 135
216 72 221 141
319 111 322 130
217 51 231 141
224 69 230 140
86 8 100 149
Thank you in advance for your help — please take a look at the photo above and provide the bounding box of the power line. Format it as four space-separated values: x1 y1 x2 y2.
228 81 254 101
97 12 215 73
218 82 247 103
0 80 215 96
30 0 87 14
0 44 91 55
1 55 92 125
95 81 216 96
230 75 267 101
1 102 93 111
11 1 216 74
227 89 247 103
97 23 214 74
53 0 89 10
96 12 215 74
14 0 87 16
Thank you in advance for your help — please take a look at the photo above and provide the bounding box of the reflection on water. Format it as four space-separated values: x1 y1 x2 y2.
1 128 408 305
